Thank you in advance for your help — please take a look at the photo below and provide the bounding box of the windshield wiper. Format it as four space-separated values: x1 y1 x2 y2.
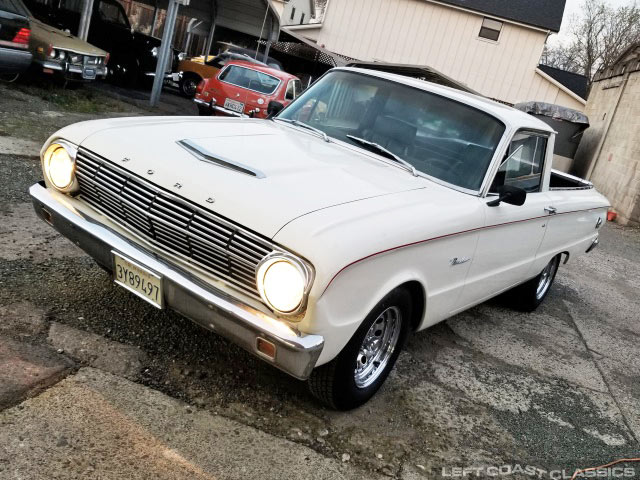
277 118 330 142
274 118 330 143
346 135 418 177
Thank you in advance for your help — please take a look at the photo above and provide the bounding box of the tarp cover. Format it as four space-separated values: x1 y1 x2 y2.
514 101 589 125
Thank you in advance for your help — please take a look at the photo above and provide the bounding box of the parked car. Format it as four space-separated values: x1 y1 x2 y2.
30 68 609 410
28 17 107 83
194 60 301 118
24 0 176 86
0 0 32 76
177 46 283 97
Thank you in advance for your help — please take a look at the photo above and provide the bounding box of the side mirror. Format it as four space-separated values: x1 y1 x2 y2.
267 100 285 118
487 185 527 207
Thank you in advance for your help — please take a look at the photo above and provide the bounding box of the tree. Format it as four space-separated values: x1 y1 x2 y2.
542 0 640 79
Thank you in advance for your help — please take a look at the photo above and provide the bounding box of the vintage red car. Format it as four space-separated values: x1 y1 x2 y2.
194 60 302 119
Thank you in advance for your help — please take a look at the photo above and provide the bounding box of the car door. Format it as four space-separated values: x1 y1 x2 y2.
456 130 553 311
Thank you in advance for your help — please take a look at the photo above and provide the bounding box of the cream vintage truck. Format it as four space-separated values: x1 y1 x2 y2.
30 68 608 409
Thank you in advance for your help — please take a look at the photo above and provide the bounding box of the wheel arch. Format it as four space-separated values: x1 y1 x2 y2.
182 70 203 81
396 280 426 332
311 264 429 366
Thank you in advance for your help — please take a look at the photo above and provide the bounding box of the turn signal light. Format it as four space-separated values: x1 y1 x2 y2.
104 53 110 65
12 27 30 45
256 338 276 360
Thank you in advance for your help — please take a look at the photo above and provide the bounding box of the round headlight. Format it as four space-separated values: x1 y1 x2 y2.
257 255 308 314
58 50 66 60
43 142 75 190
151 46 158 57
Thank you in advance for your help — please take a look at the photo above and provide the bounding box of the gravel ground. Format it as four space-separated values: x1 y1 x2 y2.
1 80 639 479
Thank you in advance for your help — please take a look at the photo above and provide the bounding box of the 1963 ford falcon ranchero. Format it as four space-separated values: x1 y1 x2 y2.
30 68 609 409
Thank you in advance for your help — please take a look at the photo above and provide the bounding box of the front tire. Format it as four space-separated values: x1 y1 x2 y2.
511 254 561 311
308 288 412 410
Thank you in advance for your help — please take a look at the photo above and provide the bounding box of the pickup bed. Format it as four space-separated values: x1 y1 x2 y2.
550 169 593 190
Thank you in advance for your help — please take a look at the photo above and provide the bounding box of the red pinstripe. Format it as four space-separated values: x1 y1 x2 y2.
320 206 607 296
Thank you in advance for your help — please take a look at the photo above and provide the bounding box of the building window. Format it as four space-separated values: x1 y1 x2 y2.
479 17 502 41
290 7 296 20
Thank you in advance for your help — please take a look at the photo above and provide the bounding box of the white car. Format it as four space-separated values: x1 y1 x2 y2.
30 68 609 409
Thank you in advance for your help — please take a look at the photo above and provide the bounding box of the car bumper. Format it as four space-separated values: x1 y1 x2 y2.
29 182 324 380
0 47 32 74
38 60 107 81
193 97 254 118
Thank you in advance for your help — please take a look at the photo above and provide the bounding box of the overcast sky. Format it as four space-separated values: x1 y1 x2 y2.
549 0 636 46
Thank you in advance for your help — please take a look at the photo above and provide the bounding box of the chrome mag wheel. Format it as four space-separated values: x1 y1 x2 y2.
536 257 559 300
354 306 402 388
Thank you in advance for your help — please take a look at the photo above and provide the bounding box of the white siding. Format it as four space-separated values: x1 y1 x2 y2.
311 0 584 109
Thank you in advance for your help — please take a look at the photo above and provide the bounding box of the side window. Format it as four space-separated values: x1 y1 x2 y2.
490 133 548 193
285 80 295 100
293 79 302 98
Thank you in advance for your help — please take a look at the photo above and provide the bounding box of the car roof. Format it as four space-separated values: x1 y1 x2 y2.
224 60 299 81
334 67 554 133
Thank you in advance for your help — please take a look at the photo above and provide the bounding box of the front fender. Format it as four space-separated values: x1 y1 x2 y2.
301 251 428 366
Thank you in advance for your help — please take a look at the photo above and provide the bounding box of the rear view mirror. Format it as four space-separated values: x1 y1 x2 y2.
487 185 527 207
267 101 285 118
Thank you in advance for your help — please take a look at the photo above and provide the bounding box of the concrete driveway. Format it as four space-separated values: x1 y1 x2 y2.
1 81 639 479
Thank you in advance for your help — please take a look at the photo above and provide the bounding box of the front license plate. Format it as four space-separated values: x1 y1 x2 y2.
83 67 96 80
223 98 244 113
112 252 163 309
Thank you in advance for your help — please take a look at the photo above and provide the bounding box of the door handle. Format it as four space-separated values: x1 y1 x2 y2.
544 206 557 214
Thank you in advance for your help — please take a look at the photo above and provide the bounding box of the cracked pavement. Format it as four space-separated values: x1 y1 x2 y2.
1 81 639 479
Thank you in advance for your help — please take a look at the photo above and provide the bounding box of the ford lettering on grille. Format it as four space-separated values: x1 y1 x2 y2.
74 148 274 298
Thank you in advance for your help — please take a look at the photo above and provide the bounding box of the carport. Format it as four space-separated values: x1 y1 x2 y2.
77 0 280 106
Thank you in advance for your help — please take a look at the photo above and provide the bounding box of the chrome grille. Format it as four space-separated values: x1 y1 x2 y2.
74 148 274 298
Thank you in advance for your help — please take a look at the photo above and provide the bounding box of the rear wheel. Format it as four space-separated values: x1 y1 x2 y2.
308 288 411 410
510 255 561 311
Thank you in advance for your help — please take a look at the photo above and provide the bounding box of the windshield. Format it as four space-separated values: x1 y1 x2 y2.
277 71 505 191
98 0 130 28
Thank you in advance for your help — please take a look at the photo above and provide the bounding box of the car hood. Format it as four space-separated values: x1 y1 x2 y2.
29 18 107 56
72 117 426 239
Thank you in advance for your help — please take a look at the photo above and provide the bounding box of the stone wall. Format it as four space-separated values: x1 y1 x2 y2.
574 70 640 225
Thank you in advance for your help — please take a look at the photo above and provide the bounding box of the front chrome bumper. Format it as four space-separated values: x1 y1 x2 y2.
39 60 107 80
29 182 324 380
